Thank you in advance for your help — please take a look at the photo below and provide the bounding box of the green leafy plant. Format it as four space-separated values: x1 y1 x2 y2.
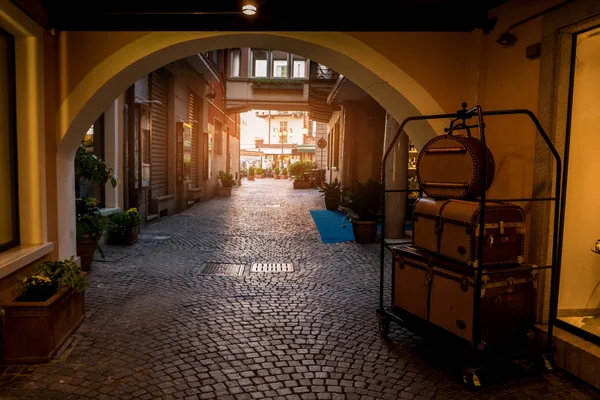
108 208 141 235
281 168 288 175
248 166 255 176
251 78 304 86
218 171 235 188
288 161 314 182
274 167 280 175
75 197 113 258
319 178 342 198
17 257 88 302
255 167 264 175
344 179 383 221
75 144 118 189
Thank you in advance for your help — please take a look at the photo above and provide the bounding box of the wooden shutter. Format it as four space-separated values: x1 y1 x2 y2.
149 69 169 197
188 90 200 186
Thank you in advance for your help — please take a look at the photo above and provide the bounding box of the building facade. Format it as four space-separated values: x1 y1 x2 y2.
77 52 241 225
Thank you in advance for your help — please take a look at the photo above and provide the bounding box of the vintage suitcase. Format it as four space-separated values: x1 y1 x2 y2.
392 246 538 349
413 197 525 267
416 133 495 200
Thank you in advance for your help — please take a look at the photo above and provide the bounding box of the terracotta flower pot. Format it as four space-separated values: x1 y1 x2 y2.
293 181 311 189
274 175 281 179
108 224 139 245
325 196 340 211
76 234 99 271
248 176 255 181
219 186 233 197
281 174 288 179
256 174 264 179
352 220 378 243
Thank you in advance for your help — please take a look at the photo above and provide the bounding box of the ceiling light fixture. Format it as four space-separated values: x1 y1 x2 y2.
242 4 257 15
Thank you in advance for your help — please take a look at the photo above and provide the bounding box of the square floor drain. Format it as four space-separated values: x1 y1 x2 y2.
197 263 245 276
251 263 294 273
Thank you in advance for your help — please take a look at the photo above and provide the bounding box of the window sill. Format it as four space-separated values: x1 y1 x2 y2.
0 243 54 280
100 207 122 217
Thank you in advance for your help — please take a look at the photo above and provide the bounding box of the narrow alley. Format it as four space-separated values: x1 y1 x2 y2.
0 180 598 399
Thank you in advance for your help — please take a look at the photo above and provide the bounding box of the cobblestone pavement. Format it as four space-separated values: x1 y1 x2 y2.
1 178 599 399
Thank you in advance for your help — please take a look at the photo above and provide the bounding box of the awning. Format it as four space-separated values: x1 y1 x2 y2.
296 145 315 153
241 150 265 157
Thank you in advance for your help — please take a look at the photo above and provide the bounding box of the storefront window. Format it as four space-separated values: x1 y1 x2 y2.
558 25 600 342
77 116 105 208
0 28 18 252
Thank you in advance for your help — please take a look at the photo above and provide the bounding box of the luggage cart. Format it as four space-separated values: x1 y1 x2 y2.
376 102 562 387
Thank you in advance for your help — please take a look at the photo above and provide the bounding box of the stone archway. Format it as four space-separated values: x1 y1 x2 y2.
56 31 445 258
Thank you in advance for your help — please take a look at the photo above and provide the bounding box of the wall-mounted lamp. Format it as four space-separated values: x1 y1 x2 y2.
242 1 257 15
206 85 217 99
301 125 309 135
495 0 574 47
496 32 517 46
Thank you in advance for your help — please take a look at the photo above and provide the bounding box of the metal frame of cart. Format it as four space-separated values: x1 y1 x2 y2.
377 103 562 386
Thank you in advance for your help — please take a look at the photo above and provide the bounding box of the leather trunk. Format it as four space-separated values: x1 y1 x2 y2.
413 197 525 267
392 246 538 349
416 134 495 200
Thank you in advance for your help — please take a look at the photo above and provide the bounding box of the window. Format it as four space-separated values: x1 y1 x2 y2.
140 107 151 187
77 116 106 208
214 119 223 155
252 49 268 77
231 49 241 77
0 29 18 252
272 51 288 78
292 55 307 78
279 121 288 143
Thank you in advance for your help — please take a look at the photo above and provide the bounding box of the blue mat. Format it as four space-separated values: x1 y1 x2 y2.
310 210 355 243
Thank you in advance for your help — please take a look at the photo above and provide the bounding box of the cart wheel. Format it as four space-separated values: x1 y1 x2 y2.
462 369 481 388
378 318 390 337
529 354 554 372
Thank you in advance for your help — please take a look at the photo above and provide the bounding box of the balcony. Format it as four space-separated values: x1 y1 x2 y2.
225 78 310 114
308 62 340 123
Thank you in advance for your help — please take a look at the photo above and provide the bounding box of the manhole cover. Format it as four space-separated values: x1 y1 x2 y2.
197 263 245 276
251 263 294 273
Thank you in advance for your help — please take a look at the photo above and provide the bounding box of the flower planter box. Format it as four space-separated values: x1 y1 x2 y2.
107 224 139 245
1 287 85 363
293 181 311 189
252 83 304 91
255 174 264 179
281 175 288 179
274 175 281 180
219 187 233 197
248 176 255 181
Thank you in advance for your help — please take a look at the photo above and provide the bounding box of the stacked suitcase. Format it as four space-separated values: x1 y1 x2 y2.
392 130 538 350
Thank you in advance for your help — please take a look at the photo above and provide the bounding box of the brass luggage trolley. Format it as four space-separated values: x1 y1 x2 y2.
376 103 563 387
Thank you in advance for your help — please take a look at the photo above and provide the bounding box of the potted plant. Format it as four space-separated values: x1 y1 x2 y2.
344 179 383 243
1 257 88 363
248 166 255 181
255 167 265 179
288 161 314 189
107 208 141 245
74 144 118 198
281 168 288 179
75 197 112 271
274 167 281 179
319 178 342 211
218 171 235 197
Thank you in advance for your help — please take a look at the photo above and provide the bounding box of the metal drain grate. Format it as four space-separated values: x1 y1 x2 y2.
197 263 245 276
251 263 294 273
